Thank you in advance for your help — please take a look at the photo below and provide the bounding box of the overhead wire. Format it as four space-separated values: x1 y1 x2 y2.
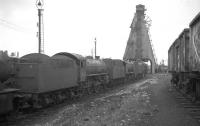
0 17 34 34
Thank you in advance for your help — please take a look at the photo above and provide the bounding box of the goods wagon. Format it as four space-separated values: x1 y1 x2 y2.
168 38 180 84
169 12 200 100
169 29 190 88
189 12 200 72
178 29 190 89
168 45 174 72
172 29 190 73
174 39 181 72
179 29 190 72
188 12 200 98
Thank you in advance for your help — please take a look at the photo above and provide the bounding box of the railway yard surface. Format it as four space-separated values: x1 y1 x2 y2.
1 74 200 126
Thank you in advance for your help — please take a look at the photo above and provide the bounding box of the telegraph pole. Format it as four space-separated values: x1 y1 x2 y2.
94 38 97 59
36 0 44 54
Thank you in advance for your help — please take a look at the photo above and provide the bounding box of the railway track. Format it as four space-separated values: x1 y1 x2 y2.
172 87 200 123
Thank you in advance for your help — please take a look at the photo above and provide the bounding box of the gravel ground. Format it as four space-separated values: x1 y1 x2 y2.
1 74 199 126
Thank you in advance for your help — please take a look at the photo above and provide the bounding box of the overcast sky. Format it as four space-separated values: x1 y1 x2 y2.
0 0 200 64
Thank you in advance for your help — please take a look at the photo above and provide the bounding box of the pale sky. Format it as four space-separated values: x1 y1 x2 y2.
0 0 200 64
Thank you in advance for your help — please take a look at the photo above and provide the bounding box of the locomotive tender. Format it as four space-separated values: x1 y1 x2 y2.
168 12 200 100
0 51 148 115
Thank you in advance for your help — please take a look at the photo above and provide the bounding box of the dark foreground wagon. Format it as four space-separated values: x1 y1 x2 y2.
0 88 18 116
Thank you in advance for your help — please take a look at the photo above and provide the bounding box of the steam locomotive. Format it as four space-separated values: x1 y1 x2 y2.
168 12 200 101
0 51 148 116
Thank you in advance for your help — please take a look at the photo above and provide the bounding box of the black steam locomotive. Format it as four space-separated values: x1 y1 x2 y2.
0 51 148 115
